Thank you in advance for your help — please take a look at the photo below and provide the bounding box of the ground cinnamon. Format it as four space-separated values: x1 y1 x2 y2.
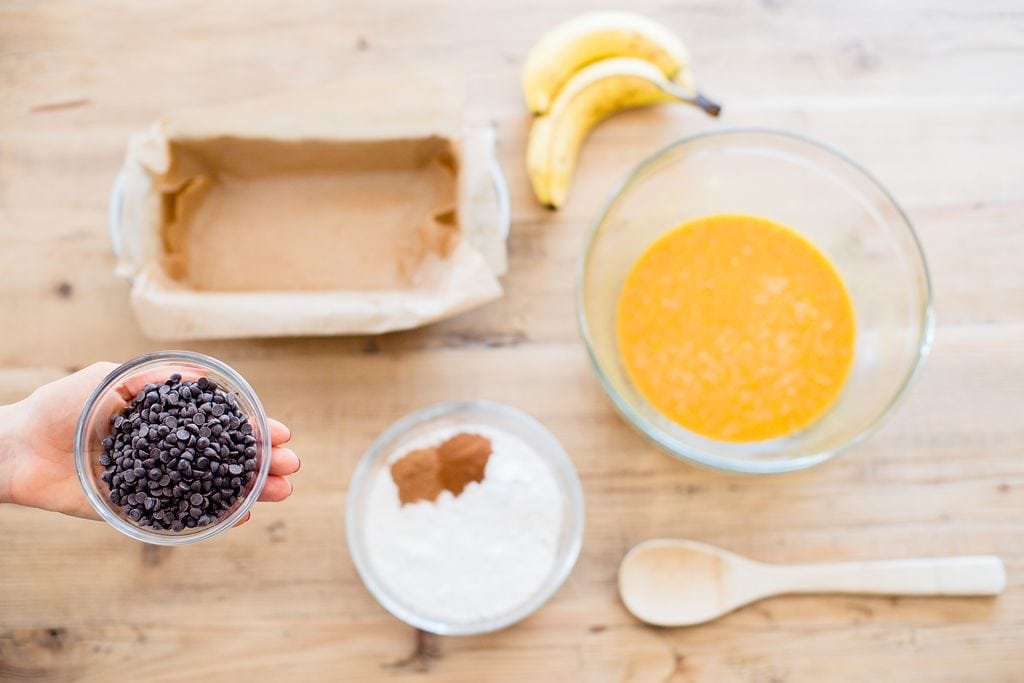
390 432 492 505
389 447 444 505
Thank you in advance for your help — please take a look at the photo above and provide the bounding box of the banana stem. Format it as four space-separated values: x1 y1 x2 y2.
667 84 722 117
693 92 722 117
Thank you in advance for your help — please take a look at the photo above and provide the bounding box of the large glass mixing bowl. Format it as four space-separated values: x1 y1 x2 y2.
578 129 933 474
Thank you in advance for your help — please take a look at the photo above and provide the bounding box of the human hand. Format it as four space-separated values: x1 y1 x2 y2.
0 362 299 524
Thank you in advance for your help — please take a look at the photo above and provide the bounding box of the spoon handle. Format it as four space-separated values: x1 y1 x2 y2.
767 556 1006 597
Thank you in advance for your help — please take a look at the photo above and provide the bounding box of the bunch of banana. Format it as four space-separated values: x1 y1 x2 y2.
523 11 720 209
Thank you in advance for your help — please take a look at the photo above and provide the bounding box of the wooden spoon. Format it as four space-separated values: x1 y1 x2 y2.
619 538 1006 627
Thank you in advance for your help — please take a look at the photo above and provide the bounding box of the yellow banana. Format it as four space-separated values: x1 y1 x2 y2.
523 11 694 115
526 57 720 210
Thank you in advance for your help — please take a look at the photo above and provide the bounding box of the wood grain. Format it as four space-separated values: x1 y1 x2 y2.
1 1 1023 681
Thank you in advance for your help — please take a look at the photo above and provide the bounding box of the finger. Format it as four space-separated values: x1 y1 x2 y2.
258 475 293 502
269 447 300 476
268 418 291 446
233 511 252 527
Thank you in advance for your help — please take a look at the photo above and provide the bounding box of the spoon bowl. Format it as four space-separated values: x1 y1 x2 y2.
619 538 1005 627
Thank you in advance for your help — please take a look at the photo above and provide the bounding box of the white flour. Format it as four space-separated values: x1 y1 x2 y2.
363 424 564 625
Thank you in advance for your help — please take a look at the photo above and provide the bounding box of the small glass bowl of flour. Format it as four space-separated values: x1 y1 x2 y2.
346 400 585 635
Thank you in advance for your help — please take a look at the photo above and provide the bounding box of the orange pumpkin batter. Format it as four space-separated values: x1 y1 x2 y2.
616 214 856 442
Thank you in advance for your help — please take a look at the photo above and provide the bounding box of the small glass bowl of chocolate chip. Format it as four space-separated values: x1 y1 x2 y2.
74 351 272 545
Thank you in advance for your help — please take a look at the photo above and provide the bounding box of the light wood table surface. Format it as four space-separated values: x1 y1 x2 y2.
1 1 1022 681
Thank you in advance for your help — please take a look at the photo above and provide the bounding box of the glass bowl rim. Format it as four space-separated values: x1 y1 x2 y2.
74 350 272 545
576 127 936 474
345 399 585 635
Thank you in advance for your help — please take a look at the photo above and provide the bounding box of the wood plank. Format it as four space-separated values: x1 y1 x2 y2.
1 0 1022 680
